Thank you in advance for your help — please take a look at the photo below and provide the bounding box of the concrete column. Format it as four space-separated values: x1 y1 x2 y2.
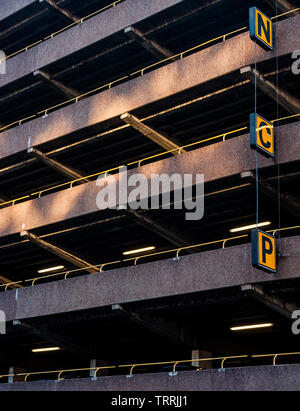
8 366 26 383
192 350 212 369
8 367 14 383
89 359 110 378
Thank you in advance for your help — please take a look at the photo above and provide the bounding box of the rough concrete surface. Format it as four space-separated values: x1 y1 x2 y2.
0 236 298 322
0 122 298 238
0 15 299 158
0 365 299 391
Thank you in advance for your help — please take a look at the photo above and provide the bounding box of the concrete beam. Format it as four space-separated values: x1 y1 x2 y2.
27 147 89 182
0 276 22 290
30 148 191 253
0 236 298 323
240 66 300 114
112 304 193 347
20 231 99 274
0 195 9 203
0 121 298 239
243 172 300 219
1 14 298 159
0 0 184 90
266 0 300 15
33 69 80 99
241 284 299 320
259 180 300 220
124 208 193 254
124 26 173 60
39 0 78 23
124 209 194 251
121 113 184 153
0 0 38 23
1 365 300 391
0 11 45 42
13 320 93 359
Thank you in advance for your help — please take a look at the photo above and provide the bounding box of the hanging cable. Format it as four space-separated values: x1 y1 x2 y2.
254 39 259 226
275 0 282 251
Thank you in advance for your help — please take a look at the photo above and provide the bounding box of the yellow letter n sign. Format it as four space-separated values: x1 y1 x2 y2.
249 7 273 50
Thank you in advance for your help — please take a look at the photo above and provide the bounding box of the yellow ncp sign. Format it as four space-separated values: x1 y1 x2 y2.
252 229 277 273
250 113 275 157
249 7 273 50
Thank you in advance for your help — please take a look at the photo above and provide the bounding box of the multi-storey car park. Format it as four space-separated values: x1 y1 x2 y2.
0 0 299 391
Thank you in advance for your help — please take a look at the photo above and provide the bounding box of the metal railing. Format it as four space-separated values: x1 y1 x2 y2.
253 352 300 366
1 351 300 383
1 6 298 136
0 26 247 134
0 365 116 383
0 232 248 289
0 5 297 68
119 355 248 376
1 109 300 209
1 224 299 291
0 126 247 207
0 0 124 64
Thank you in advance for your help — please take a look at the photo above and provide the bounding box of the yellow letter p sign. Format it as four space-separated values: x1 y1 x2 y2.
249 7 273 50
252 229 277 273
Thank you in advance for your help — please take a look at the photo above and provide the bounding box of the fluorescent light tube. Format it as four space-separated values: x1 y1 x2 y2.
230 221 271 233
32 347 61 353
38 265 65 274
230 323 273 331
123 246 156 256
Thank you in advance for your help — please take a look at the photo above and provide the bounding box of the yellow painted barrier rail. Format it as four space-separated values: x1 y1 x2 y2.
0 7 298 137
0 366 116 382
0 232 248 289
0 5 297 67
0 110 299 210
253 352 300 366
0 26 248 133
0 0 124 63
1 351 300 383
0 126 248 207
0 225 299 291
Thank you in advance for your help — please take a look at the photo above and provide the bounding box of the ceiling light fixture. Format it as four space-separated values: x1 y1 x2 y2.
31 347 61 353
230 221 271 233
37 265 65 274
230 323 273 331
123 246 156 256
